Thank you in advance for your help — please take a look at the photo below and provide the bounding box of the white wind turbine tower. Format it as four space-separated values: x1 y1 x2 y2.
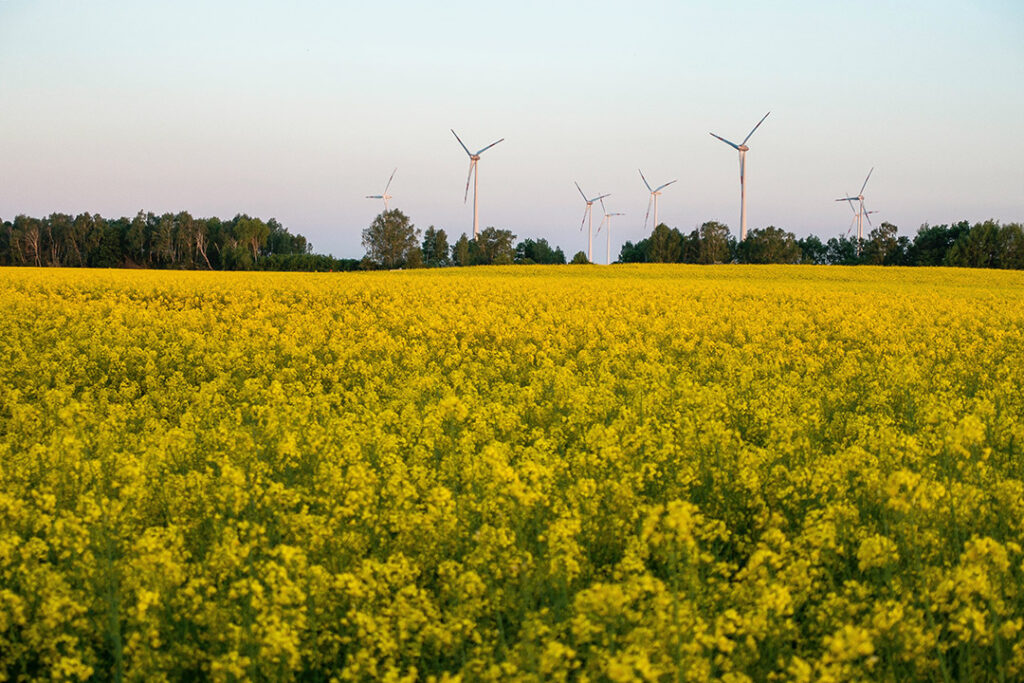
365 168 397 213
639 169 677 231
596 197 624 266
836 167 875 255
451 129 504 239
710 111 770 241
575 182 610 263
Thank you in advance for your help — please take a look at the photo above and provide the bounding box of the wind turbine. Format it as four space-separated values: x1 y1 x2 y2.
835 167 875 255
596 197 624 266
452 129 504 239
639 169 676 231
842 208 878 239
710 111 770 241
576 182 610 263
365 168 397 213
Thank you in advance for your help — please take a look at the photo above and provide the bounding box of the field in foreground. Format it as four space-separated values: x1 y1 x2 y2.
1 265 1024 681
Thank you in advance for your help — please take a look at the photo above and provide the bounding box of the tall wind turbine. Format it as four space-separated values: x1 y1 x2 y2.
836 167 875 255
576 182 610 263
452 129 504 239
639 169 676 231
365 168 397 213
710 111 770 241
596 197 624 266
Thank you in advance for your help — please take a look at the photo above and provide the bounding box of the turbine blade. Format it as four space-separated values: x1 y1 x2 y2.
863 203 873 226
366 195 382 199
476 138 504 155
580 206 589 231
638 168 653 192
464 160 475 203
451 129 471 156
594 193 610 201
384 167 397 193
575 181 588 201
860 167 874 195
654 180 677 192
643 196 652 230
599 197 608 215
710 132 740 150
741 111 771 146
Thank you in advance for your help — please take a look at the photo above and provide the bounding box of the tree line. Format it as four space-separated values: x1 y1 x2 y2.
4 209 1021 271
0 211 361 271
618 219 1024 268
362 209 1024 270
361 210 568 269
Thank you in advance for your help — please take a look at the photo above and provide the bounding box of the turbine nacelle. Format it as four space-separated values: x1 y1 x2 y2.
366 168 397 211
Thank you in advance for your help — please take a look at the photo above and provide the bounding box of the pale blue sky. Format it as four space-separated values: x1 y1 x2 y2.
1 0 1022 259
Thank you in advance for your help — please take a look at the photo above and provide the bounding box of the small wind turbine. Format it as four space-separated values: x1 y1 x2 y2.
710 111 770 241
596 197 624 266
365 168 397 213
836 167 875 255
843 208 878 238
639 169 676 231
452 129 504 239
576 182 610 263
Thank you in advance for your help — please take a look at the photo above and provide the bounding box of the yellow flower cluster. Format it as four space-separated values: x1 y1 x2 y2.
1 264 1023 680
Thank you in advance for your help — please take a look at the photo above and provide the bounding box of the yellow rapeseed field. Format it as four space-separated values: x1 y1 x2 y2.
1 265 1023 681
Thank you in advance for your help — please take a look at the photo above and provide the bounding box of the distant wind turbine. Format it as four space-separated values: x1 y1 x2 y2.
365 168 397 213
710 111 770 241
639 169 676 231
843 208 878 238
452 129 504 239
576 182 610 263
836 167 875 255
596 197 624 266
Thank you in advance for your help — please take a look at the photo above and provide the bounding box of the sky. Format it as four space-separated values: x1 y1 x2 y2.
1 0 1022 260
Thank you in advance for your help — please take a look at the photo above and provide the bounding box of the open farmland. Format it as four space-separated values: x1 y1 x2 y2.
2 265 1024 681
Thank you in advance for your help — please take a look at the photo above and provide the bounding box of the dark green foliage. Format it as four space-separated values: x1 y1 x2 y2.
474 227 518 265
946 219 1005 268
649 224 684 263
451 233 472 266
515 238 565 265
907 221 971 266
421 226 452 267
569 250 590 264
3 209 1023 272
361 209 422 269
736 226 802 264
0 210 316 270
862 222 900 265
693 221 733 264
618 238 650 263
797 235 827 265
825 236 861 265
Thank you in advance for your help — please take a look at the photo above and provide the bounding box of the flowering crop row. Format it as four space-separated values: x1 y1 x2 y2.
1 265 1023 681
